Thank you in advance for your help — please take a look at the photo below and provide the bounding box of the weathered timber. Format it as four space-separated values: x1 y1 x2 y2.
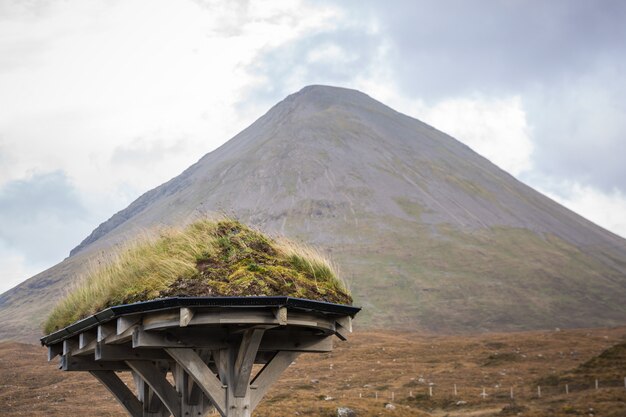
79 331 97 349
180 307 194 327
250 351 299 409
96 343 171 361
48 344 63 361
126 360 182 417
42 297 360 417
118 315 142 335
133 328 229 349
166 348 226 415
90 370 143 417
61 355 130 371
97 322 116 342
233 328 265 397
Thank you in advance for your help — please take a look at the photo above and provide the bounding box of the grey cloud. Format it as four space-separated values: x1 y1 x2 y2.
348 0 626 100
244 28 383 108
523 71 626 192
0 171 91 263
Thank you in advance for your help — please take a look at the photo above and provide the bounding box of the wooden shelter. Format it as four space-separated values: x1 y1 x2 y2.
41 296 360 417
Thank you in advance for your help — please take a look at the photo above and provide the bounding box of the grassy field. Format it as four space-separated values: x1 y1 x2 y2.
1 326 625 416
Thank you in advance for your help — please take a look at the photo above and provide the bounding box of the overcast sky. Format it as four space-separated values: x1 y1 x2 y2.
1 0 625 293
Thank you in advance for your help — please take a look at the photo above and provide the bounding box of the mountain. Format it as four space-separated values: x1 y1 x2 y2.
2 85 626 342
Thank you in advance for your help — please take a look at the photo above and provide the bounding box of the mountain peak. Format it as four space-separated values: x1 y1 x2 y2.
281 84 380 111
2 85 626 341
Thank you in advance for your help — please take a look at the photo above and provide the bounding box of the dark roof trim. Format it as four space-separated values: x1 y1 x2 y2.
41 296 360 346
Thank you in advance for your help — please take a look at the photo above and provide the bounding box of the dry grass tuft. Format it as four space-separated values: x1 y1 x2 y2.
43 219 351 334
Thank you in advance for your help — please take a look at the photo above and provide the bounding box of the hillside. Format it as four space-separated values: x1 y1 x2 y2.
1 85 626 341
2 327 626 416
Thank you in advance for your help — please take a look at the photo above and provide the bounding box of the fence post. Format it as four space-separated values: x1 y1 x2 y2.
565 384 569 395
429 386 432 397
409 390 413 397
391 391 394 401
510 386 514 400
595 379 599 390
480 387 487 399
454 384 457 396
537 386 541 398
375 392 378 400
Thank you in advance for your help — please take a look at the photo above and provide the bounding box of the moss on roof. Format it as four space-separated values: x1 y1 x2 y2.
43 219 351 334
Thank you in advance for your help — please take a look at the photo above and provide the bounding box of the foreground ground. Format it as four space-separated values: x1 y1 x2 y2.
1 327 625 416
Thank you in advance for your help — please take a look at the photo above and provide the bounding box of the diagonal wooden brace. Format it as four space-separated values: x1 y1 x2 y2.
250 351 300 410
233 328 265 397
90 370 143 417
166 348 227 416
126 360 182 417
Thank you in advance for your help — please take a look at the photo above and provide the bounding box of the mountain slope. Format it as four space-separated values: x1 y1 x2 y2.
2 85 625 341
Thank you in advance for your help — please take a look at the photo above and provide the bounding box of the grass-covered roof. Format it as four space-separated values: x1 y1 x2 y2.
44 219 352 334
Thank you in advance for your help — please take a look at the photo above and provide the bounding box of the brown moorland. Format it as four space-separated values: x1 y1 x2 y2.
2 326 626 416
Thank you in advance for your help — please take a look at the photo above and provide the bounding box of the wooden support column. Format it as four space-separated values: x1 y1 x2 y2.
173 362 205 417
127 361 182 417
90 370 143 417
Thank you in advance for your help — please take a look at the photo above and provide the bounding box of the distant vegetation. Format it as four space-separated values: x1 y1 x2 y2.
44 219 351 334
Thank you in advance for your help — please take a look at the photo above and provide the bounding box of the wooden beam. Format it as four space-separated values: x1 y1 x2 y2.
250 351 299 409
126 361 182 417
63 338 78 356
90 370 143 417
79 331 97 349
100 322 139 345
335 316 352 341
95 343 170 361
97 322 116 342
273 307 287 325
48 344 63 361
233 328 265 397
166 348 226 416
61 355 129 371
133 328 228 349
180 307 195 327
259 332 333 352
117 316 141 335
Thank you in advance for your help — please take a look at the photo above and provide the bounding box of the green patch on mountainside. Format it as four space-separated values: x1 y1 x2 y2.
44 219 351 334
328 214 626 332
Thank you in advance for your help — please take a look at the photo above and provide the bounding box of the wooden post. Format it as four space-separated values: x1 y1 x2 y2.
595 379 599 390
480 387 487 399
428 386 432 397
510 386 513 399
537 386 541 398
565 384 569 395
453 384 457 396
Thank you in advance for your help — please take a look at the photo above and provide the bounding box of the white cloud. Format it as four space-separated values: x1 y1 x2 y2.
0 0 344 289
415 96 534 176
539 181 626 239
0 243 42 293
350 77 535 176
